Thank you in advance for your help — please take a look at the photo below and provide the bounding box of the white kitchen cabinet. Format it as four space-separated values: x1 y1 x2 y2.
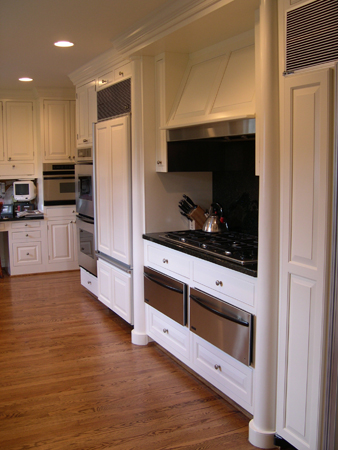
97 258 133 324
276 69 333 450
144 240 256 413
45 206 78 271
76 80 97 146
43 100 76 161
4 101 35 161
80 267 98 297
95 115 131 265
97 61 131 91
154 53 188 172
8 220 46 276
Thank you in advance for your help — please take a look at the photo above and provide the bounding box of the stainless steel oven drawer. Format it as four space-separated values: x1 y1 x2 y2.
144 267 187 326
190 288 253 366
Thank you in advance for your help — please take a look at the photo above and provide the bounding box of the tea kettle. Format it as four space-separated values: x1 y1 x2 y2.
202 203 223 233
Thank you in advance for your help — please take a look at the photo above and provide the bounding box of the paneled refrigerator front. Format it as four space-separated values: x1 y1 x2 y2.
94 114 133 324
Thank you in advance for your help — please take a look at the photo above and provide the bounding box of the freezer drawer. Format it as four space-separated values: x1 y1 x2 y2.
190 288 253 366
144 267 187 326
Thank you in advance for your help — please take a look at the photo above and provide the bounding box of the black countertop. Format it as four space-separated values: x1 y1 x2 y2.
0 215 44 222
143 232 257 278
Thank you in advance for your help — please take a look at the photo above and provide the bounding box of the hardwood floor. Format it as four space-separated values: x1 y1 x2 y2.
0 271 257 450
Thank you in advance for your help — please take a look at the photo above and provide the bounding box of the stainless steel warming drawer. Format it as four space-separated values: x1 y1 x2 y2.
190 288 253 366
144 267 187 326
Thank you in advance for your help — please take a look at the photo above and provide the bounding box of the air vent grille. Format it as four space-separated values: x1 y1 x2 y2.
286 0 338 73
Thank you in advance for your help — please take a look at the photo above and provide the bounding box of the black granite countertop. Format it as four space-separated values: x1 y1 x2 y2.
143 232 257 278
0 214 44 222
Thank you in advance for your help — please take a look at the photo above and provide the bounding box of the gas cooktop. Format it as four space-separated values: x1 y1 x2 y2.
159 230 258 266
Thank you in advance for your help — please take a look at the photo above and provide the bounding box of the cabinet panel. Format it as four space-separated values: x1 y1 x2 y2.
44 100 71 161
11 230 41 241
47 220 74 263
5 101 34 161
13 242 42 266
146 244 190 279
76 81 96 146
0 163 35 177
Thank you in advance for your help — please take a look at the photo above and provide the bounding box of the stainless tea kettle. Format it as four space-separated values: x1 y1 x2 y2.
202 203 223 233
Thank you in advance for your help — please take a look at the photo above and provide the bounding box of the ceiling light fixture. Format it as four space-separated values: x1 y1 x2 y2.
54 41 74 47
19 77 33 82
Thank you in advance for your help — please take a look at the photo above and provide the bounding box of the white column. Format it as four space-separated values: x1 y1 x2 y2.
249 1 280 448
130 56 149 345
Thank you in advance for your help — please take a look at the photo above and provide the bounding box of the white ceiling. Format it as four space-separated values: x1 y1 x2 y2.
0 0 170 90
0 0 260 92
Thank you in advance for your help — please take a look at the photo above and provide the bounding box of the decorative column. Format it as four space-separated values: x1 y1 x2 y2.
249 0 280 448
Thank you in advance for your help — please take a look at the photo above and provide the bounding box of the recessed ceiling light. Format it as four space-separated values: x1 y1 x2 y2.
54 41 74 47
19 77 33 82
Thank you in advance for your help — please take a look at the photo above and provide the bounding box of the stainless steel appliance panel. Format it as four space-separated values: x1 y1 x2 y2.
144 267 187 326
75 163 94 219
190 288 253 366
43 163 75 206
76 215 97 276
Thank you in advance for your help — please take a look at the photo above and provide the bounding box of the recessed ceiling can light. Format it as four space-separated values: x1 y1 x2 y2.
19 77 33 82
54 41 74 47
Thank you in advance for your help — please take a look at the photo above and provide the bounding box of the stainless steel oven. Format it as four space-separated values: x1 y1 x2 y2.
77 215 97 276
43 163 76 206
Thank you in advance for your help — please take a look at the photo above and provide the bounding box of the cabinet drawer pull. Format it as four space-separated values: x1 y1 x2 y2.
26 234 29 237
214 364 222 371
83 139 88 143
215 280 223 287
25 224 28 227
87 281 92 285
12 165 15 168
26 252 30 256
162 258 168 264
119 71 124 76
163 328 169 334
157 160 162 165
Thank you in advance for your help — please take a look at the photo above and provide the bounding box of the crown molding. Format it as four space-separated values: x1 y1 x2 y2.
68 0 236 87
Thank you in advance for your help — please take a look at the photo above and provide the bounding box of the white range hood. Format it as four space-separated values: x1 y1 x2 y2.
166 33 256 129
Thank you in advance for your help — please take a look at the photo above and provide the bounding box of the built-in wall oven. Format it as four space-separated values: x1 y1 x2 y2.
75 163 97 276
43 163 76 206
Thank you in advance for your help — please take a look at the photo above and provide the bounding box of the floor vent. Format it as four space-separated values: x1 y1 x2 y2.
286 0 338 73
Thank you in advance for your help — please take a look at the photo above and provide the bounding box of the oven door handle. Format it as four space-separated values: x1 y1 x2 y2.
144 272 184 294
77 215 94 225
190 294 250 327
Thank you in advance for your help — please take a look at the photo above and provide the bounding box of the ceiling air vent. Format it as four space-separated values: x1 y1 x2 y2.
286 0 338 73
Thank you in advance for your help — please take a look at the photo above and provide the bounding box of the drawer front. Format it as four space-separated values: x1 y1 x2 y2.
80 267 98 297
191 334 253 413
146 305 190 362
144 267 187 326
11 230 41 241
146 244 190 279
13 242 42 266
44 206 76 218
11 221 41 230
0 163 35 177
193 261 255 308
114 62 131 80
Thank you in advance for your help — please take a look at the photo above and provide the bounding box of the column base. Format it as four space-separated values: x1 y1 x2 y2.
131 329 149 345
249 419 277 449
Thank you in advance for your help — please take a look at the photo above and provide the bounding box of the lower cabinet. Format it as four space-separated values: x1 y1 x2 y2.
97 258 133 325
144 241 255 413
80 267 98 297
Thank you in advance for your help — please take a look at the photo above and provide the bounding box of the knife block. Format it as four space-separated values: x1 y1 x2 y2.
188 206 206 229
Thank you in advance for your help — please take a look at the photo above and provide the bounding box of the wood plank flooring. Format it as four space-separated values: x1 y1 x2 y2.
0 271 257 450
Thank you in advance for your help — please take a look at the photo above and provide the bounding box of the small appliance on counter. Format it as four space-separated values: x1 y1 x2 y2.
0 204 14 219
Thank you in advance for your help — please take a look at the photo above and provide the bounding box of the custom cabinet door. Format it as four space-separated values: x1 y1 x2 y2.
276 68 333 450
47 220 75 264
44 100 72 161
5 101 34 161
76 81 97 146
95 114 131 265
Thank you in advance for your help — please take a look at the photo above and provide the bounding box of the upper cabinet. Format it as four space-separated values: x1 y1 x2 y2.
97 61 131 91
43 100 76 161
0 100 36 178
167 38 255 128
76 80 97 147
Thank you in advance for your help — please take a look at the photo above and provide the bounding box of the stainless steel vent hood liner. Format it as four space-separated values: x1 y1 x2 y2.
167 118 255 142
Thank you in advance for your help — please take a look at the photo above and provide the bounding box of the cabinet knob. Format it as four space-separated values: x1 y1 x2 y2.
88 281 92 285
214 364 221 371
215 280 223 287
101 79 107 84
119 71 124 76
26 234 29 237
26 252 30 256
162 258 168 264
83 139 88 143
163 328 169 334
12 165 15 168
8 157 11 161
25 224 28 227
157 160 162 165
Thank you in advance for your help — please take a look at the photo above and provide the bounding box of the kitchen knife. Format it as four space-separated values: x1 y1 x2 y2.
180 212 192 221
183 195 196 209
178 201 191 214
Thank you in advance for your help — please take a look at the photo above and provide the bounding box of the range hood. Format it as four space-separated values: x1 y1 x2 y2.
167 118 255 142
